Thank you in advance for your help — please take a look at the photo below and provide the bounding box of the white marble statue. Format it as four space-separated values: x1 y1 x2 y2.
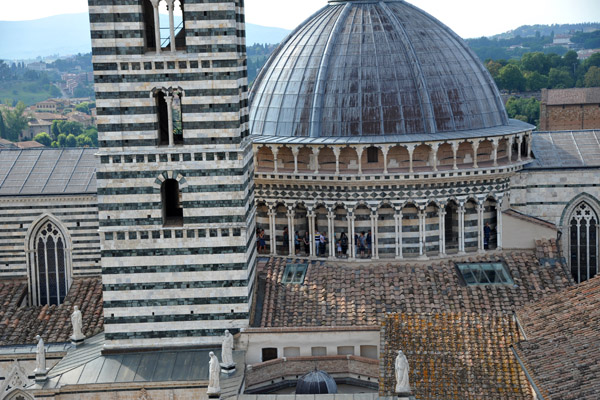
395 350 410 393
71 305 85 341
34 335 46 374
207 351 220 394
220 330 234 367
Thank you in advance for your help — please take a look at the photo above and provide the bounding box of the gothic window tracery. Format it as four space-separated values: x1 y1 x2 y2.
33 221 69 306
569 202 599 283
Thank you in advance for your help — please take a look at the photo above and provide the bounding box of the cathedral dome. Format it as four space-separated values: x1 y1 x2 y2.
250 0 513 140
295 370 338 394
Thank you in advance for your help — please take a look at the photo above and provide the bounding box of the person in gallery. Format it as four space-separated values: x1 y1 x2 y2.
484 222 492 250
303 231 310 255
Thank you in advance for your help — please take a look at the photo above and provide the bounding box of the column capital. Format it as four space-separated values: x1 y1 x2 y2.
430 142 441 150
405 143 416 153
332 146 341 156
150 0 160 6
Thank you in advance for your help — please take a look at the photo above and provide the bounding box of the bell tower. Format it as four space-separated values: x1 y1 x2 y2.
89 0 255 349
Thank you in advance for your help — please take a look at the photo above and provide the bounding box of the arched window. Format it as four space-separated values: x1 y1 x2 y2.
155 89 184 146
569 202 599 283
143 0 186 53
31 220 70 306
162 179 183 226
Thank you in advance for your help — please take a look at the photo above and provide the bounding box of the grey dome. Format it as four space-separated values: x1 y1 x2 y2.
249 0 509 139
296 370 338 394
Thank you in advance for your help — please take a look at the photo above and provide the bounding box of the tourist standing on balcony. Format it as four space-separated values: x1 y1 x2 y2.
294 231 300 255
303 231 310 255
359 232 366 258
283 227 289 254
367 230 373 257
340 232 348 257
315 230 321 256
484 222 492 250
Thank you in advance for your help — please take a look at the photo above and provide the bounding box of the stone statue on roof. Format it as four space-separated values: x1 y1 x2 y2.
220 330 235 368
71 305 85 343
395 350 410 394
34 335 46 375
207 351 220 395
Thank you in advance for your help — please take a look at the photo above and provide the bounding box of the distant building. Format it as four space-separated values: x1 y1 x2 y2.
540 88 600 131
577 48 600 60
552 33 573 48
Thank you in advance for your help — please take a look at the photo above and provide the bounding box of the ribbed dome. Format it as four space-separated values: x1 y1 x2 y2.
295 370 338 394
249 0 510 139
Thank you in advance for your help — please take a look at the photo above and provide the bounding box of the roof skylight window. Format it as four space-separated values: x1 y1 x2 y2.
457 263 514 286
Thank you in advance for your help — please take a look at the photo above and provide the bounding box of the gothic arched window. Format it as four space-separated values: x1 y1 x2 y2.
569 202 599 283
31 220 70 306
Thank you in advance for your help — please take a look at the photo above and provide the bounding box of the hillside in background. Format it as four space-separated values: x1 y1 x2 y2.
491 23 600 40
0 13 290 60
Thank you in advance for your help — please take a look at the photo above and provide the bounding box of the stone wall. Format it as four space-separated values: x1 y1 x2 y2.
540 104 600 131
245 355 379 389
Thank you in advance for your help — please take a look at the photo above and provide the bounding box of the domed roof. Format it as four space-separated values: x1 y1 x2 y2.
249 0 512 140
295 370 338 394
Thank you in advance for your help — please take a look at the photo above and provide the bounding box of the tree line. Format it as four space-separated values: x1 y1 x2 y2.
487 51 600 92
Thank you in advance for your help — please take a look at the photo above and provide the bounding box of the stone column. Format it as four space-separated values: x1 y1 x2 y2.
407 145 415 173
308 211 315 258
328 211 335 258
165 94 174 146
508 136 514 162
356 147 364 175
349 213 356 259
151 0 161 54
292 147 299 174
382 145 389 174
267 209 276 256
333 147 341 175
492 138 499 167
458 204 465 254
496 199 503 250
439 208 446 257
287 209 295 255
370 210 378 259
516 136 523 162
167 0 176 52
472 140 480 168
347 210 354 259
431 143 440 172
314 147 320 174
451 142 459 170
418 208 426 258
477 202 485 253
272 146 279 173
526 134 532 159
395 211 403 259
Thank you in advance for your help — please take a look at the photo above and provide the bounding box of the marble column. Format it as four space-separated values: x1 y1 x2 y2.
167 0 176 52
308 211 315 257
347 210 354 259
418 209 425 258
439 208 446 257
458 204 465 254
333 147 341 175
496 199 503 250
382 146 389 174
292 147 299 174
268 209 276 256
407 145 415 173
370 210 378 259
472 140 480 168
451 142 459 170
477 203 485 253
151 0 161 54
165 94 174 146
272 146 279 173
287 210 295 255
517 136 523 162
349 213 356 259
328 211 335 258
395 211 403 259
314 148 320 174
508 136 514 162
431 143 440 172
492 139 499 167
356 147 364 175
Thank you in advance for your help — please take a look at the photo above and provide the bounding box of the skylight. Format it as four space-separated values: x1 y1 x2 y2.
282 263 308 285
457 263 514 286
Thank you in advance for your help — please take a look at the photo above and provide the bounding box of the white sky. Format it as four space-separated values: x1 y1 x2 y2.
2 0 599 38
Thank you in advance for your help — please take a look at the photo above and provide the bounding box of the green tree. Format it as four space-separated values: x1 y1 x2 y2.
1 102 28 141
75 102 90 115
75 134 93 147
505 97 540 126
521 52 550 75
0 109 6 140
485 60 503 79
498 64 526 92
57 133 67 147
548 68 574 88
65 134 77 147
33 132 52 146
524 71 549 91
51 120 62 139
584 66 600 88
584 53 600 69
83 126 98 146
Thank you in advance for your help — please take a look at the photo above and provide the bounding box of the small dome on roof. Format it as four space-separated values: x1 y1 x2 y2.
250 0 514 140
295 370 338 394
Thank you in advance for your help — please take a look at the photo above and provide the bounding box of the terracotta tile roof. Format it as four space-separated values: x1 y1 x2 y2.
380 313 533 399
514 276 600 400
0 278 103 346
255 251 573 328
16 141 45 149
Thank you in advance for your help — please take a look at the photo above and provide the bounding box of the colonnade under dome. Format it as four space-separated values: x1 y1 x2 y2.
255 197 502 260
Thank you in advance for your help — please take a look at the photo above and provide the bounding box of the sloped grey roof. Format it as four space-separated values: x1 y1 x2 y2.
529 130 600 168
250 0 509 139
0 148 97 196
36 333 245 391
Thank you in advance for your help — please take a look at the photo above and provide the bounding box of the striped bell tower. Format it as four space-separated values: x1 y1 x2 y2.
89 0 255 350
